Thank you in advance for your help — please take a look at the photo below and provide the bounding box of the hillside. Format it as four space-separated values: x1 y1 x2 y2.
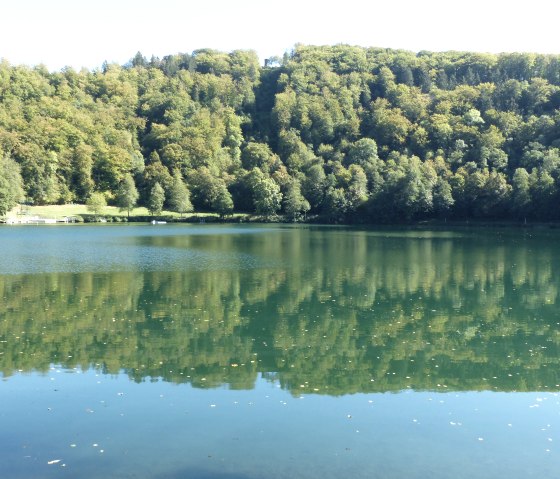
1 45 560 222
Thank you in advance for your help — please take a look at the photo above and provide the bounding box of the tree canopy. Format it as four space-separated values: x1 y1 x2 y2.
0 156 24 215
3 45 560 222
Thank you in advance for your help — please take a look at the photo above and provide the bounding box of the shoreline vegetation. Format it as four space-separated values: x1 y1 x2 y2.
2 44 560 224
4 203 560 229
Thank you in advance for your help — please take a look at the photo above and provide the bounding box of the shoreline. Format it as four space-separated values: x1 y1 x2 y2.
4 212 560 230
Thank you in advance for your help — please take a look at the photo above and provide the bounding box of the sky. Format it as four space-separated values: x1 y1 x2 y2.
1 0 559 71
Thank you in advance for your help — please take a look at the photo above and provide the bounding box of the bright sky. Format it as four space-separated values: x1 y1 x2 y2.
1 0 559 70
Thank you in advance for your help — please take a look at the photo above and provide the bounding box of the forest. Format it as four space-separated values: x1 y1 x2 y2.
2 44 560 222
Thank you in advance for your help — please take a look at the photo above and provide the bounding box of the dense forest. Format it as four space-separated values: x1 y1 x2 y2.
1 228 559 393
2 44 560 222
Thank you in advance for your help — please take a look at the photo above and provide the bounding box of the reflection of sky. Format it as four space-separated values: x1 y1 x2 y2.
2 369 559 479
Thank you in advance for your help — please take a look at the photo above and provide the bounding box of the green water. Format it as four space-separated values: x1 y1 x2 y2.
1 224 559 478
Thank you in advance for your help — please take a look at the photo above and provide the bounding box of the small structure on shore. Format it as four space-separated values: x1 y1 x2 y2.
4 215 78 224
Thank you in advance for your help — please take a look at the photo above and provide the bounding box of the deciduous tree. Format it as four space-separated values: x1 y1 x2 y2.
115 174 139 217
0 156 24 216
86 192 107 218
148 182 165 216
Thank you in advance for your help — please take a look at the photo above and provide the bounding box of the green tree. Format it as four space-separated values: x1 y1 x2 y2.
148 182 165 216
115 174 139 217
241 142 277 172
188 167 221 210
477 170 511 217
302 163 327 211
283 181 310 221
346 164 369 211
432 177 454 217
86 192 107 218
345 138 379 168
323 186 349 222
249 169 282 217
0 156 24 216
71 144 95 202
212 183 234 218
142 153 173 202
530 169 555 219
169 171 193 217
511 168 531 220
371 101 412 149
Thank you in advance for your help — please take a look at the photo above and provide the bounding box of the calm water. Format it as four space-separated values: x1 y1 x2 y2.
1 224 560 478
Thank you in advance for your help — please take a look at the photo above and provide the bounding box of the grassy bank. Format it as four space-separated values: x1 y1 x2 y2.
10 204 153 218
4 204 252 223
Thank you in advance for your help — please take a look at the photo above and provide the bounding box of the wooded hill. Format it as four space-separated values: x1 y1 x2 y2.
2 45 560 222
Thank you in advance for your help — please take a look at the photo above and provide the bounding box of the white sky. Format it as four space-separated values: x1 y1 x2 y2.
1 0 559 70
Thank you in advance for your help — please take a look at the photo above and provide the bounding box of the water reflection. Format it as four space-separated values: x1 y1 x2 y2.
1 226 559 393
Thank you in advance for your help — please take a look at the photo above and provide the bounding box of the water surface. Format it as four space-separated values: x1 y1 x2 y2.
1 224 559 478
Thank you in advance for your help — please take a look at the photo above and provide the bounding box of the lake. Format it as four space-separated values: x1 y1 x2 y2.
1 223 559 478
